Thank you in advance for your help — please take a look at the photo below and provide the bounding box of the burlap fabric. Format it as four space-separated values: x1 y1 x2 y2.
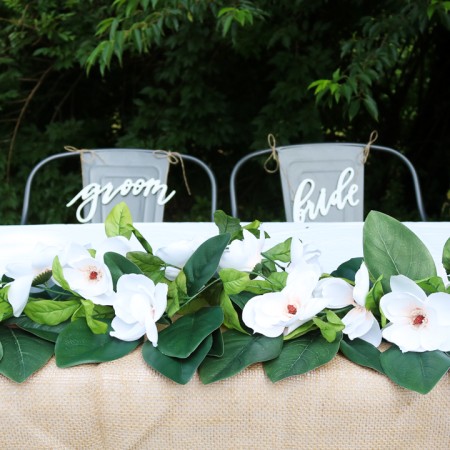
0 349 448 449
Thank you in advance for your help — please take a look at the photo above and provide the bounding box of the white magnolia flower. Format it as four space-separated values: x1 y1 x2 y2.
110 274 168 345
380 275 450 352
219 229 265 272
242 270 328 337
4 243 61 316
56 240 122 306
286 238 322 276
155 237 204 280
315 262 382 347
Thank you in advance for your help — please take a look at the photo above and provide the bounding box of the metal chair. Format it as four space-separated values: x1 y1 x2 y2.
230 143 427 222
21 149 218 224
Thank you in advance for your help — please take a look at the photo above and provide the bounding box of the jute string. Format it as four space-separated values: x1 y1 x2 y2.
362 130 378 164
154 150 192 196
263 133 280 173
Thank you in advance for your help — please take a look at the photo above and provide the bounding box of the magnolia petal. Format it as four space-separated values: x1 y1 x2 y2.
353 262 370 307
314 277 353 308
96 236 131 262
110 317 144 342
358 318 382 347
145 315 159 346
428 292 450 326
390 275 427 302
419 324 448 351
380 292 424 323
342 307 373 339
153 283 168 319
155 238 202 268
8 275 34 317
382 323 423 352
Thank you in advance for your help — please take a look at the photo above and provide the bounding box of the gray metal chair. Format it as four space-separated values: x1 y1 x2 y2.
230 143 427 222
21 148 218 224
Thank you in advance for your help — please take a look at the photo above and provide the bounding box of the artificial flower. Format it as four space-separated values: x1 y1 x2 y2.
242 270 328 337
110 274 168 345
315 262 382 346
219 229 265 272
380 275 450 352
4 243 61 316
155 237 204 280
286 238 322 276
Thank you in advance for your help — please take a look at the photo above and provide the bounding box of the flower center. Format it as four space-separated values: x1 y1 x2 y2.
410 308 427 327
89 271 99 280
287 304 297 315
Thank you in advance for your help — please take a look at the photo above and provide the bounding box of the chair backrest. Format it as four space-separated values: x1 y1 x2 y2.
21 149 218 224
230 143 427 222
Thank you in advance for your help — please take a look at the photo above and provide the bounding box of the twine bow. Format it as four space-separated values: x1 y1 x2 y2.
155 150 192 196
264 133 280 173
362 130 378 164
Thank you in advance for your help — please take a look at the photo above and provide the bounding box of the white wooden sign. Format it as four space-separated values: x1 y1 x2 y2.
66 178 176 223
292 167 359 222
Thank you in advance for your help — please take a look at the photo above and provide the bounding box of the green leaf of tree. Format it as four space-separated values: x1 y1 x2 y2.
55 318 140 368
380 345 450 394
0 326 54 383
142 334 212 384
198 330 283 384
183 233 230 296
157 307 223 358
5 316 69 343
443 237 450 273
363 211 436 292
264 332 341 382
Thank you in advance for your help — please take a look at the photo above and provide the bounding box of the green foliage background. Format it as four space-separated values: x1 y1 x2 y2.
0 0 449 223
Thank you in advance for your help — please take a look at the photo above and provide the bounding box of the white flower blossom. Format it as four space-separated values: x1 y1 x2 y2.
155 237 204 280
315 262 382 347
380 275 450 352
242 270 328 337
4 243 61 316
110 274 168 345
219 229 265 272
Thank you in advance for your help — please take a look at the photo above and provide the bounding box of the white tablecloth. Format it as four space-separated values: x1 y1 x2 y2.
1 221 448 275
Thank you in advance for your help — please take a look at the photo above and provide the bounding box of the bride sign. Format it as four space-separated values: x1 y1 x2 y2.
66 178 176 223
292 167 360 222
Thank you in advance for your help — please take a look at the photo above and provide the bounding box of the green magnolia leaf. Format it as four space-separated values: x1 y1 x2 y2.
158 307 223 358
380 345 450 394
443 238 450 273
264 332 342 382
0 342 3 361
129 225 153 253
55 318 140 368
214 210 241 237
219 268 250 295
142 334 212 385
103 251 143 289
363 211 436 292
183 233 230 296
73 299 110 334
52 256 72 292
330 257 364 281
364 277 384 318
24 299 80 326
127 251 165 278
0 326 54 383
104 202 133 239
283 320 317 341
208 328 224 357
198 330 283 384
339 338 384 374
5 316 69 343
219 290 248 334
262 238 292 263
417 276 446 295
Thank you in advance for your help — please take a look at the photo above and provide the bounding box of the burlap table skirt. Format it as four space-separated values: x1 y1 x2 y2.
1 348 448 450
